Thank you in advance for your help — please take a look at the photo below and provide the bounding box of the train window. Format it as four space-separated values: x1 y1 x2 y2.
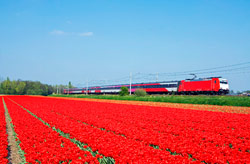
165 84 177 88
220 81 228 84
214 81 216 83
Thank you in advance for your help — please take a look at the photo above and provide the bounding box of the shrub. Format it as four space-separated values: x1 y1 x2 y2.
134 89 147 97
119 86 129 96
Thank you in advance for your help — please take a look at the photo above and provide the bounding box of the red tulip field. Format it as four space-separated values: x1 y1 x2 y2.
0 97 8 163
1 95 250 163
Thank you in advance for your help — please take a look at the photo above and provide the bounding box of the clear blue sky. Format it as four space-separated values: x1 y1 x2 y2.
0 0 250 91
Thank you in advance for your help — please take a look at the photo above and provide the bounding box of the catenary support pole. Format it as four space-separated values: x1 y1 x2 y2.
67 85 69 95
86 79 88 95
130 73 132 95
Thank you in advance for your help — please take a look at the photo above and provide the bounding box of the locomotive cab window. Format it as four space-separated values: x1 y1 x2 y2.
220 81 228 84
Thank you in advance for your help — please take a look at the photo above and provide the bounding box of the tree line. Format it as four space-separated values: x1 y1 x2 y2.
0 78 68 96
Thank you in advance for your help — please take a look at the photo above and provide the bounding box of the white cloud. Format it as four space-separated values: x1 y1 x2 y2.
50 30 66 35
50 30 93 37
78 32 93 37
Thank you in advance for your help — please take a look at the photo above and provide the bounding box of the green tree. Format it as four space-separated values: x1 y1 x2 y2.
10 80 17 94
134 89 147 97
1 77 11 94
0 80 3 94
15 81 26 95
25 81 43 95
119 86 129 96
47 85 54 95
0 78 54 96
69 81 73 88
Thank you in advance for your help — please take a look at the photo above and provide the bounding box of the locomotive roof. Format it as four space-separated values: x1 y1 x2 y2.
185 76 222 81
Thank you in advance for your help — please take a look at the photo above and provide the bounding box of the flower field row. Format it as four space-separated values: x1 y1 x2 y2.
7 96 196 163
3 95 250 163
0 98 8 164
3 98 99 163
52 104 250 163
8 96 250 163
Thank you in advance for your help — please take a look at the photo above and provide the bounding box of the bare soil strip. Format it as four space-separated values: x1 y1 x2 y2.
3 98 23 164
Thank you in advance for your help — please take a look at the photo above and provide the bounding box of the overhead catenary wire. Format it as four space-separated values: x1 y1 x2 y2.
159 61 250 75
74 61 250 88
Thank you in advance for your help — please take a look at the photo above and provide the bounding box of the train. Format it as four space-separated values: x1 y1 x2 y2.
64 77 229 95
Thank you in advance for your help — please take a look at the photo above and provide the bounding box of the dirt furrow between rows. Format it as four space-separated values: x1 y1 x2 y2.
2 97 24 164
